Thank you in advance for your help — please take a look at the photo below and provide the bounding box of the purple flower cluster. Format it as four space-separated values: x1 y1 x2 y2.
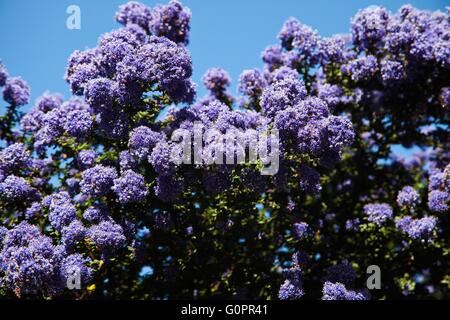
322 282 366 300
395 216 437 240
88 220 127 257
80 165 118 198
397 186 419 208
363 203 393 225
113 170 148 204
150 0 191 45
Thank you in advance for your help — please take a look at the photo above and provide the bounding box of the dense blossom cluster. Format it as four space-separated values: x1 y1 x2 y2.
0 1 448 300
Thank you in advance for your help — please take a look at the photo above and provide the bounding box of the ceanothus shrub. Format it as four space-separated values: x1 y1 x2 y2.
0 1 448 299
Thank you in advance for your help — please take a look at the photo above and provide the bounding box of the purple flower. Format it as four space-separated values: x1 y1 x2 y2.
0 143 30 173
428 190 448 213
261 77 306 118
319 35 346 64
3 77 30 106
293 222 309 239
25 202 41 219
202 68 231 94
238 69 267 97
397 186 420 208
80 165 118 198
129 126 164 160
0 175 39 203
119 150 137 173
84 78 116 111
261 45 284 69
60 253 93 287
34 92 64 112
83 204 110 223
61 220 86 250
47 191 77 231
115 1 152 30
395 216 437 240
150 0 191 45
20 108 44 132
65 109 93 138
381 59 405 84
77 150 98 170
88 220 127 256
347 55 378 82
351 6 389 51
113 170 148 204
278 266 304 300
322 282 366 300
364 203 393 225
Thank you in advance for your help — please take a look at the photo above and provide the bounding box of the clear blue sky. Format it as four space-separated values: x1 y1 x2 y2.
0 0 446 111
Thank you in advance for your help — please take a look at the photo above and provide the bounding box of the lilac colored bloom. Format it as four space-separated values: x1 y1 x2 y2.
84 77 116 112
260 77 306 118
136 37 193 102
115 1 152 30
97 28 140 76
428 170 443 191
150 0 191 45
395 216 437 240
47 191 77 231
364 203 393 225
0 60 8 86
88 220 127 256
113 170 148 204
60 253 93 286
347 55 378 82
80 165 118 198
278 266 304 300
319 35 346 64
149 141 176 175
77 150 98 170
119 150 137 172
68 63 102 95
65 109 93 138
83 204 110 223
34 92 63 112
0 143 30 173
397 186 420 208
317 84 344 109
293 222 309 239
20 108 44 132
381 59 405 84
278 279 304 300
261 45 284 69
322 282 366 300
61 220 87 250
351 6 389 50
3 77 30 106
129 126 164 160
0 175 39 203
202 68 231 94
238 69 267 97
25 202 41 219
428 190 448 213
345 218 361 231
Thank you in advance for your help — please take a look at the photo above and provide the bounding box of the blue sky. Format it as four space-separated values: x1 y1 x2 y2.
0 0 446 109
